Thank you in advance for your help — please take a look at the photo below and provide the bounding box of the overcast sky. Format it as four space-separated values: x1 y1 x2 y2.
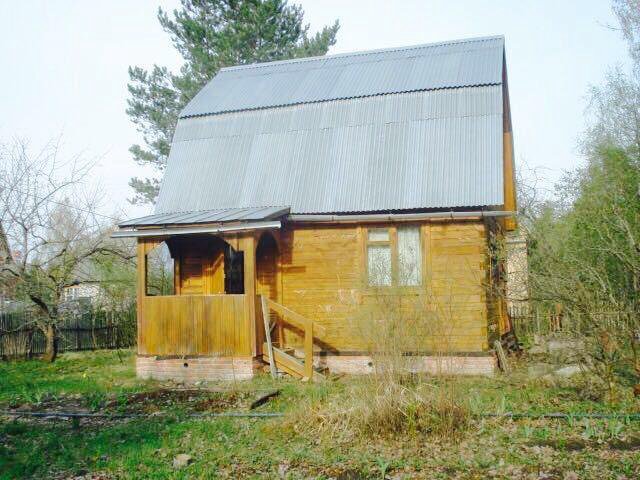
0 0 631 220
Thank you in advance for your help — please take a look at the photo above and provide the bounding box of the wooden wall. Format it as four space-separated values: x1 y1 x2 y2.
136 221 494 358
256 233 279 302
172 236 226 295
277 221 491 352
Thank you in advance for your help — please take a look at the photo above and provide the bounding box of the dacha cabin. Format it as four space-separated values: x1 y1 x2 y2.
114 36 517 381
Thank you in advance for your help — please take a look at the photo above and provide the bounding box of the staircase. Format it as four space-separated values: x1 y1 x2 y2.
260 297 326 381
262 343 325 381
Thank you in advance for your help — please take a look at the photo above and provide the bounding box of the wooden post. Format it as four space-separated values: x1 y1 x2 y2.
136 240 146 353
304 321 313 380
262 296 277 379
494 339 509 373
240 234 257 357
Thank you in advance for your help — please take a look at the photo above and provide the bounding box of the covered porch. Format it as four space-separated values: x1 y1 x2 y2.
114 206 323 381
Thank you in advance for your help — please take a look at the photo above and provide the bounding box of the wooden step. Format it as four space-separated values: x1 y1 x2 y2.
262 343 325 381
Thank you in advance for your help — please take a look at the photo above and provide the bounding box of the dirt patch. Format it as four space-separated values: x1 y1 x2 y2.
608 435 640 450
8 393 90 414
528 436 640 451
2 388 273 428
104 389 253 414
527 438 587 451
105 389 252 414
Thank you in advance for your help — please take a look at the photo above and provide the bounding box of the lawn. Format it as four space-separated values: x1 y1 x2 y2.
1 350 639 479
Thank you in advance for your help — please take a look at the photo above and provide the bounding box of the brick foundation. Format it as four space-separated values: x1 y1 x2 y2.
317 354 496 376
136 355 260 382
137 353 496 382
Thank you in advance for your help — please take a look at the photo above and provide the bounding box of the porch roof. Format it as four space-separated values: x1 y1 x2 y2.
117 206 289 229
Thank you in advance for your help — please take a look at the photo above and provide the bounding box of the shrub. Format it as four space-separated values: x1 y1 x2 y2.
292 379 469 440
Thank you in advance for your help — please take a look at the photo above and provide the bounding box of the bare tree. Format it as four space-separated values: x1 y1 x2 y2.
0 138 129 361
612 0 640 73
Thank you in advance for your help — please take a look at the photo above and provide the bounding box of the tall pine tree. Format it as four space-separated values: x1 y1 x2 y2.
127 0 339 203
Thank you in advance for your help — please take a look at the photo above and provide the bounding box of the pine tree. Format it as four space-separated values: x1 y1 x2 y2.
127 0 339 203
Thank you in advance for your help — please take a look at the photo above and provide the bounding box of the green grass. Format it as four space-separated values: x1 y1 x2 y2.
0 350 149 407
1 351 639 479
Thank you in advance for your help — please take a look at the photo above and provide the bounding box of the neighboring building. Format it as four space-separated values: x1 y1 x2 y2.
61 261 103 305
62 283 101 303
505 231 529 313
0 222 10 264
115 36 517 381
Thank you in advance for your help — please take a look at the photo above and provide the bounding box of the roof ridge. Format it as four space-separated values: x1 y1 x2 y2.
219 35 504 73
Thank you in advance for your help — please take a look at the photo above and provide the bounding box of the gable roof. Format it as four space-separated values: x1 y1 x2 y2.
142 35 508 222
181 35 504 117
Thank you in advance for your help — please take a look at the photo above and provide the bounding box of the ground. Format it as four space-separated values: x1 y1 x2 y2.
1 350 639 479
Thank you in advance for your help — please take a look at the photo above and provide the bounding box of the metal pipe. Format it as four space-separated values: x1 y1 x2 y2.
288 211 515 223
5 410 638 421
111 220 282 238
0 410 283 419
476 412 640 420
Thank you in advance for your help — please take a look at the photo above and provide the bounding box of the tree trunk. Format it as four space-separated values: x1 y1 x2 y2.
42 324 58 362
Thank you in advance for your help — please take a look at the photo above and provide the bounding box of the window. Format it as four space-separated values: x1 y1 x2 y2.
397 226 421 286
367 228 392 286
63 286 80 302
366 226 422 287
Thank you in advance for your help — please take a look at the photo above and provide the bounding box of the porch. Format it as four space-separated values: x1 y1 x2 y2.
118 207 324 381
134 228 264 357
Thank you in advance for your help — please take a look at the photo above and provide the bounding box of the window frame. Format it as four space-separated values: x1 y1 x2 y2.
363 224 424 289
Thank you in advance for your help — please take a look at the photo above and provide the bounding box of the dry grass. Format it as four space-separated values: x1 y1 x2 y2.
290 286 470 440
290 377 469 441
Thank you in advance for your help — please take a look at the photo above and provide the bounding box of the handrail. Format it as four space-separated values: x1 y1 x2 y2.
262 298 325 380
264 298 327 336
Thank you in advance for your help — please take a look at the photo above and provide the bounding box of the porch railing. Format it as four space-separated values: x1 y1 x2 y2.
139 294 251 357
261 297 326 380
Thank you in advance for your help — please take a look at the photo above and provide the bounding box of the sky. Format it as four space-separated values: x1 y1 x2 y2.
0 0 631 221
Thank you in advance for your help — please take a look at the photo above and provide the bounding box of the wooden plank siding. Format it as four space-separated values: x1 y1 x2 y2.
138 294 251 356
278 221 492 353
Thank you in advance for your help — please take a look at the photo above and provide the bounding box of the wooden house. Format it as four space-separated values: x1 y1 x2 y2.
115 36 517 381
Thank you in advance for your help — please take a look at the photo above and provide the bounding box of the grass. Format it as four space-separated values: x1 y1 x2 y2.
1 351 640 479
0 350 146 406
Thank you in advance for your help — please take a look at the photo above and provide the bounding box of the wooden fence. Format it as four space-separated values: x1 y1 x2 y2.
0 305 136 359
508 305 634 340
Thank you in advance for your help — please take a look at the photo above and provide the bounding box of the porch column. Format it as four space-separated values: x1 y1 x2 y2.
239 233 258 356
136 239 146 351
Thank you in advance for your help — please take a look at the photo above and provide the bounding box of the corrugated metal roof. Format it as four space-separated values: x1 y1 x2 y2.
180 36 504 117
119 206 290 228
155 86 504 215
